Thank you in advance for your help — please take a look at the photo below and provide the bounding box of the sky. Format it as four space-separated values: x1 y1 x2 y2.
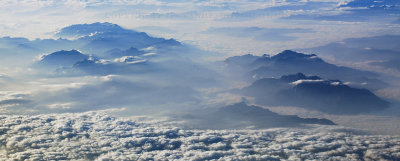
0 0 399 56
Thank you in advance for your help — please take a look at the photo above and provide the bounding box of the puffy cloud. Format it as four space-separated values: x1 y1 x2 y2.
0 112 399 160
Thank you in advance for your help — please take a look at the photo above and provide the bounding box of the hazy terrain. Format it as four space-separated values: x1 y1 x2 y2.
0 0 400 160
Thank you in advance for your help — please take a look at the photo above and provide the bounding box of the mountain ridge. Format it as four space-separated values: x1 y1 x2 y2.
239 73 390 115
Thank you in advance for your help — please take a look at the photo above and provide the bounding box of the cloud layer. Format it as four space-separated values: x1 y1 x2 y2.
0 111 399 160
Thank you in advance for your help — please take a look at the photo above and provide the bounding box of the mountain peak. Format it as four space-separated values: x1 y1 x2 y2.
280 73 322 82
240 73 390 115
220 102 277 117
44 49 82 57
56 22 128 38
38 50 89 67
215 102 336 127
224 54 259 65
272 50 318 61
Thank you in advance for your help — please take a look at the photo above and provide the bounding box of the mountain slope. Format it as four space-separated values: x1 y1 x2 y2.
38 50 89 67
225 50 387 90
239 73 390 115
183 102 335 129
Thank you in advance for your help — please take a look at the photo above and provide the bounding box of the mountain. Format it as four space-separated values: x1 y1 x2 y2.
56 22 127 38
38 50 89 67
238 73 390 115
225 50 387 90
299 35 400 76
71 57 152 76
24 23 195 76
103 47 145 59
300 35 400 62
56 22 167 53
150 39 182 48
224 54 260 67
0 23 175 56
183 102 335 129
0 23 188 69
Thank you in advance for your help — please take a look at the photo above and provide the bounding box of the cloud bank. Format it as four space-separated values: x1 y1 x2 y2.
0 111 399 160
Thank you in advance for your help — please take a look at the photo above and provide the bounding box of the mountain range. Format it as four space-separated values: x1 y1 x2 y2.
238 73 390 115
182 102 335 129
0 22 393 124
299 35 400 77
225 50 388 90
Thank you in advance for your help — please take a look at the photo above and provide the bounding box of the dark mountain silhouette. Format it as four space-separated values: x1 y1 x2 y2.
0 23 179 58
72 58 150 75
57 22 166 53
183 102 335 129
225 50 387 90
225 54 260 67
38 50 89 67
149 39 182 48
104 47 145 59
239 73 390 115
56 22 127 38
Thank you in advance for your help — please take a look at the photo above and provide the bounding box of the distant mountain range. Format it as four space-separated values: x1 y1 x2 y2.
57 22 181 54
32 24 391 116
182 102 335 129
103 47 145 59
56 22 127 38
20 23 187 76
0 22 182 59
225 50 388 90
1 22 392 119
237 73 390 115
299 35 400 76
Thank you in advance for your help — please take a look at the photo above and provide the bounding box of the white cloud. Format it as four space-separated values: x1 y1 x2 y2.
47 102 74 109
0 111 399 160
113 56 146 64
290 79 324 85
